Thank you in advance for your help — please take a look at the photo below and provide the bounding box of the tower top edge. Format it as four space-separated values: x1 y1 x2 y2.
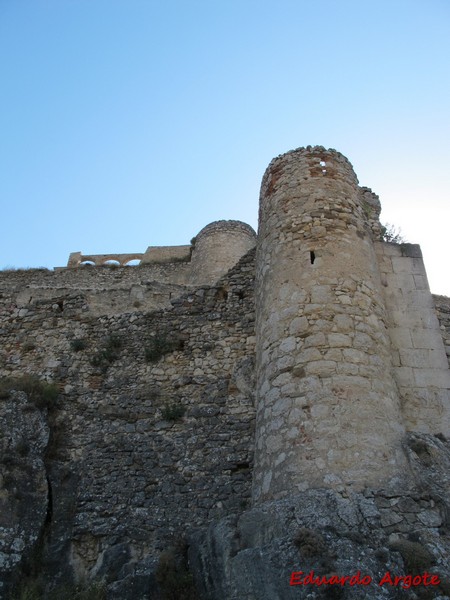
263 145 359 186
270 145 353 164
195 220 257 240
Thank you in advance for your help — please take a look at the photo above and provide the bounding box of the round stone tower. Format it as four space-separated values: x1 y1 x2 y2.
190 220 256 285
252 146 407 504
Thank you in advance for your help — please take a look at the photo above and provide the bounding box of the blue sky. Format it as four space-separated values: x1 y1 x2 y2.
1 0 449 294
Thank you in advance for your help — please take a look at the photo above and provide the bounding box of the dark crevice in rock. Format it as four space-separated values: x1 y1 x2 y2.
43 473 54 545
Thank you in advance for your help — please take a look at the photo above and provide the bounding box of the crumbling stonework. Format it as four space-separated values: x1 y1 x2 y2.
0 146 449 599
0 251 256 598
434 295 450 369
0 391 50 585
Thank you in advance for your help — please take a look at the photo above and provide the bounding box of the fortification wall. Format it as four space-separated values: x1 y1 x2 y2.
67 245 192 267
0 221 256 318
1 147 450 597
376 242 450 434
0 264 193 317
0 249 256 592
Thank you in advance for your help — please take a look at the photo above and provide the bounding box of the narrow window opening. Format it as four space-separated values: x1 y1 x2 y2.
310 251 315 264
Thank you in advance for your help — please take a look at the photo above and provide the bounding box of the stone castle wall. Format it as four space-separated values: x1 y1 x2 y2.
0 221 256 318
1 146 449 598
0 263 192 317
0 250 256 595
375 241 450 433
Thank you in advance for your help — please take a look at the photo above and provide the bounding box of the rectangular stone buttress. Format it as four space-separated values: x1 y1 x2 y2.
376 241 450 435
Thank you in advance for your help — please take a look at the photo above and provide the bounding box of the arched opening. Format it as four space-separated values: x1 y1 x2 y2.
80 261 95 267
103 260 121 267
125 259 141 266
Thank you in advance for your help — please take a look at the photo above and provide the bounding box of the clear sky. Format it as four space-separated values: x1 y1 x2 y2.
1 0 449 295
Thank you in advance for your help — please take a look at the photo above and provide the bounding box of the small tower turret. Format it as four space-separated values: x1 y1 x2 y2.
190 220 256 285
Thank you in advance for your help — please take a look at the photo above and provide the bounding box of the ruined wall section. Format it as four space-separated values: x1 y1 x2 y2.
375 242 450 435
358 186 382 239
68 245 192 267
0 249 256 591
253 146 407 504
0 221 256 319
434 294 450 369
0 264 193 317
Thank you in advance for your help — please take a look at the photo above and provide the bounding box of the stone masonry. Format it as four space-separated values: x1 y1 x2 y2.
0 146 449 599
253 147 408 502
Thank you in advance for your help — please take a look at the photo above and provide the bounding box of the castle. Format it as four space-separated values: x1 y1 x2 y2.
1 146 449 599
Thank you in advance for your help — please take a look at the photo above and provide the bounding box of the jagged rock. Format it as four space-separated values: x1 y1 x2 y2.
0 391 50 597
189 483 450 599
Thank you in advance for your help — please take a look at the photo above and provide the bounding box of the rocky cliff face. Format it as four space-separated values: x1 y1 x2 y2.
0 388 50 594
189 432 450 599
434 295 450 370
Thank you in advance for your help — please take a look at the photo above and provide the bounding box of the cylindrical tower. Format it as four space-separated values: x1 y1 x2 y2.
253 146 407 504
190 220 256 285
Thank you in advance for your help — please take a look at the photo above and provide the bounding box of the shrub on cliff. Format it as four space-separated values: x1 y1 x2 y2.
70 338 87 352
90 334 123 371
389 538 435 572
380 223 406 244
161 403 186 421
145 334 182 363
292 527 326 557
0 375 59 409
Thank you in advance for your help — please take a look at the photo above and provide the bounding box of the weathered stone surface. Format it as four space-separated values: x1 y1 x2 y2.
434 294 450 369
0 392 50 596
0 249 257 598
253 147 410 502
189 467 450 599
0 146 449 598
